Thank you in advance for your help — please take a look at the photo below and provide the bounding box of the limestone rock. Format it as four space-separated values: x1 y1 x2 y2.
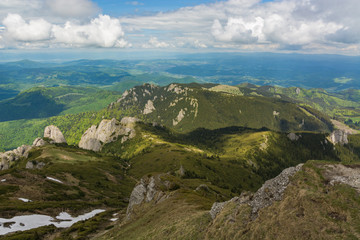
210 202 227 219
249 163 303 217
173 109 186 126
210 164 304 220
329 129 348 145
79 117 139 151
26 160 45 169
32 138 46 147
143 100 155 114
126 176 159 220
287 132 299 141
0 145 32 171
44 125 67 144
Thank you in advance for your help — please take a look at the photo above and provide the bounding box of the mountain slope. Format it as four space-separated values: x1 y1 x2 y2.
110 83 333 133
0 86 122 122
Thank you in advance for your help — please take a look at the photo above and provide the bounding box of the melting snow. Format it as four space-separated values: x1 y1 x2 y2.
0 209 105 235
0 179 5 182
110 218 118 222
46 177 63 184
18 198 32 203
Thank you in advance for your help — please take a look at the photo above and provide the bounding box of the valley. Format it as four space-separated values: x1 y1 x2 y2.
0 57 360 239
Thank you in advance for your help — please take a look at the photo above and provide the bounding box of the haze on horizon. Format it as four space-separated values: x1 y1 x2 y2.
0 0 359 58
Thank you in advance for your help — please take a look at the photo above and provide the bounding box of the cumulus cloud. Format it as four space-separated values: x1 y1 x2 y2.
0 0 359 53
1 14 129 48
2 13 52 41
120 0 360 53
142 37 171 48
52 15 128 47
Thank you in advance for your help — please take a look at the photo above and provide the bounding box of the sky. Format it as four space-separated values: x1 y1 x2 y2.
0 0 359 55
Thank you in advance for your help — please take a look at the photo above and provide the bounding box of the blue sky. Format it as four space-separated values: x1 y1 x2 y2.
93 0 219 16
0 0 359 56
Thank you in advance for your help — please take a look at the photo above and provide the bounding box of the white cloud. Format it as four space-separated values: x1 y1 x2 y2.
142 37 171 48
52 15 127 48
0 0 359 54
45 0 99 18
119 0 360 53
2 14 52 41
1 14 129 48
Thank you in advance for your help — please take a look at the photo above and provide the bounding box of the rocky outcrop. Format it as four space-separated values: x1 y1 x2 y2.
79 117 139 152
32 138 46 147
126 176 164 220
329 129 348 145
287 132 300 141
0 126 65 171
210 164 303 220
0 145 32 170
143 100 155 114
126 174 180 220
323 164 360 192
44 125 67 144
26 160 45 169
173 109 185 126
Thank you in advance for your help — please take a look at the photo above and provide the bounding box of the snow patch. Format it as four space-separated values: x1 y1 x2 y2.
0 209 105 235
46 177 63 184
0 179 6 182
110 218 118 222
18 198 32 203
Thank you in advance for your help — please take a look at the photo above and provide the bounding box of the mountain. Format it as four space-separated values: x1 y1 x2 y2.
0 86 122 122
110 83 333 133
0 117 358 239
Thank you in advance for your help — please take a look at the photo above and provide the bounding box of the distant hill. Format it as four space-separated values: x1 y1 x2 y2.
110 83 333 133
0 86 122 122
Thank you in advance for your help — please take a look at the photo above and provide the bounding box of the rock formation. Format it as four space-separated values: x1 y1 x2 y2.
0 145 32 170
329 129 348 145
210 163 304 220
44 125 67 144
287 132 300 141
79 117 139 152
126 176 164 220
143 100 155 114
32 138 46 147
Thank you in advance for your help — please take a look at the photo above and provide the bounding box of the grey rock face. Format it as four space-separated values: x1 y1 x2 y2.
126 176 161 220
143 100 155 114
44 125 67 144
249 164 303 217
0 145 32 171
26 160 45 169
323 164 360 192
287 132 299 141
210 202 227 219
32 138 46 147
79 117 139 152
210 164 304 220
329 129 348 145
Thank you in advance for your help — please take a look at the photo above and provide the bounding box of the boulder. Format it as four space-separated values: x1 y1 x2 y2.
79 117 139 152
44 125 67 144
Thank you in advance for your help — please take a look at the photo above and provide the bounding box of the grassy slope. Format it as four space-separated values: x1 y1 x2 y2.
1 124 359 239
98 133 360 240
113 83 333 133
0 144 135 240
0 83 333 151
205 161 360 240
